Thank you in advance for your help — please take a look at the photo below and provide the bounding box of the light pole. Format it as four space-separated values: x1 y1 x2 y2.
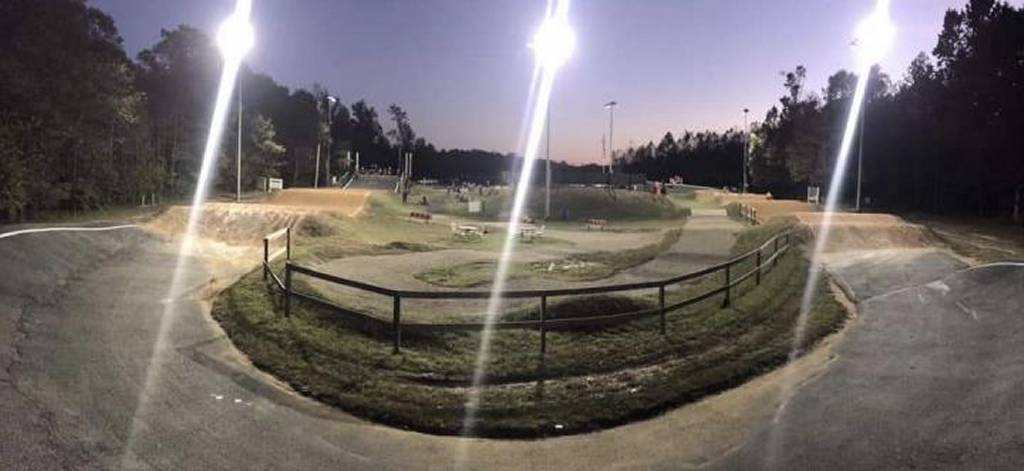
856 99 865 211
545 103 551 219
742 108 749 193
852 0 894 212
326 95 337 186
604 101 617 177
235 73 243 201
217 3 253 202
532 4 574 219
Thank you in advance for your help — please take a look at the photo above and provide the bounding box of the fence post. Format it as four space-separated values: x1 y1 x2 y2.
722 264 732 308
540 296 547 355
659 285 666 335
286 226 292 261
284 263 292 317
773 237 780 268
263 237 269 280
392 295 402 354
755 249 762 285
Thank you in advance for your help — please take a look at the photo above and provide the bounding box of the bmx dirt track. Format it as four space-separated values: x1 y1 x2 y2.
2 203 1024 469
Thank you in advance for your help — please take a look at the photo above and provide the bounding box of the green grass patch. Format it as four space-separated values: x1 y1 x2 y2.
213 219 849 438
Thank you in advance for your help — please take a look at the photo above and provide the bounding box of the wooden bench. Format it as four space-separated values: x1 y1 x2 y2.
585 218 608 231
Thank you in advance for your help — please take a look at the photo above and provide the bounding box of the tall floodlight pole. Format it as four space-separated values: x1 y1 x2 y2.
314 126 321 188
604 101 617 177
219 0 253 203
742 108 749 193
856 100 865 211
235 74 243 201
532 13 573 219
852 0 894 212
602 134 606 170
326 95 337 186
545 104 551 219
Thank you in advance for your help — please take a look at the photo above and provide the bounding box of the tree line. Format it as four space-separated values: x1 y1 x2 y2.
0 0 525 220
3 0 1021 221
618 0 1024 220
750 0 1024 219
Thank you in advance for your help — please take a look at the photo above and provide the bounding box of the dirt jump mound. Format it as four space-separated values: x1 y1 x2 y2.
145 203 306 246
794 212 942 253
266 188 370 216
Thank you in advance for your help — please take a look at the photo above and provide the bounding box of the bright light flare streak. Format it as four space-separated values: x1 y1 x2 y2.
123 0 252 460
764 0 892 465
456 0 573 461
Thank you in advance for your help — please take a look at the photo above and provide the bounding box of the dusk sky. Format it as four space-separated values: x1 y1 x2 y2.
92 0 1003 164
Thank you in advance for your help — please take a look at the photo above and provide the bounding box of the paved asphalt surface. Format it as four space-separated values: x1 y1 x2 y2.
2 226 1023 469
716 252 1024 470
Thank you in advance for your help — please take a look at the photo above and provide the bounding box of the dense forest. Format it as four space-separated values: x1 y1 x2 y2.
0 0 522 220
620 0 1024 219
2 0 1022 221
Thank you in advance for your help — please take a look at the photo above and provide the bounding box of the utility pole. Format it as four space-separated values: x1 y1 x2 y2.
742 108 749 194
545 103 552 220
236 73 243 201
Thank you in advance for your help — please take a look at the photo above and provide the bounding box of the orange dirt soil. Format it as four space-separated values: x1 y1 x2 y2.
704 190 942 253
264 188 371 217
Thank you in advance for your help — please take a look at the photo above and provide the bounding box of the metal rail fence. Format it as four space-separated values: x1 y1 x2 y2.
262 227 793 355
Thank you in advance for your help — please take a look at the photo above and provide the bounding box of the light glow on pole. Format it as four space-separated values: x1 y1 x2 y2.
457 0 574 452
795 0 895 372
852 0 893 211
125 0 254 458
853 0 895 69
765 1 895 465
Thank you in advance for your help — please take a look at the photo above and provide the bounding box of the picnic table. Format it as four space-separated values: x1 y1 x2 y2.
585 218 608 231
519 224 545 242
450 222 485 238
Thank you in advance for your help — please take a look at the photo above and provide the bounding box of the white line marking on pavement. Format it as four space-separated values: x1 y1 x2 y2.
0 224 141 240
955 301 979 321
925 280 951 296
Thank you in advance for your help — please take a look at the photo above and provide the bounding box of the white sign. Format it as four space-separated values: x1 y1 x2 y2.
268 178 283 191
468 200 482 214
807 185 821 204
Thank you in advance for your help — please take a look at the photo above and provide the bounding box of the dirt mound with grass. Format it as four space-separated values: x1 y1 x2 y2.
265 188 371 216
794 212 942 253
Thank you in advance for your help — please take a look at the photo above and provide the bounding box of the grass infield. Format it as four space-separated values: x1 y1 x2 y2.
212 217 848 438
